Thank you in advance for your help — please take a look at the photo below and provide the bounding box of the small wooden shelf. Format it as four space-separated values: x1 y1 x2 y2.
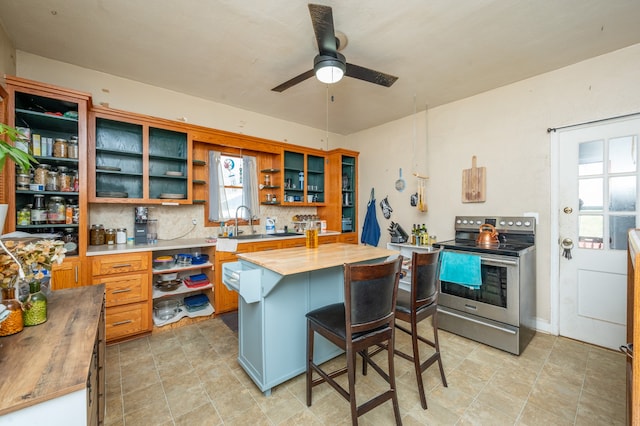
260 168 280 173
152 282 213 299
193 159 207 166
152 261 213 275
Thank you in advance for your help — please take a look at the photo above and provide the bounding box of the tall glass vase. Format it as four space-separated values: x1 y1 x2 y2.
21 279 47 326
0 287 24 336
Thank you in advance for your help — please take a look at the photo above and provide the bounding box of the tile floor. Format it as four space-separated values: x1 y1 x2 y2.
104 315 627 425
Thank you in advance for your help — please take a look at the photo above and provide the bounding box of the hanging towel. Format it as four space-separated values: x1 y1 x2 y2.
439 251 482 289
361 188 381 246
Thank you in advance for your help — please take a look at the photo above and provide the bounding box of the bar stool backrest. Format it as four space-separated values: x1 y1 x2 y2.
412 251 441 310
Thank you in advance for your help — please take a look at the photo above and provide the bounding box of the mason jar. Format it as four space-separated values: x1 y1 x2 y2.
34 164 50 185
47 196 66 224
53 138 68 158
45 170 59 191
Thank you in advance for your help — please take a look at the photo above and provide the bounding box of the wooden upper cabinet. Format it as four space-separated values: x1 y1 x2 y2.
88 107 192 204
3 76 91 256
282 149 326 206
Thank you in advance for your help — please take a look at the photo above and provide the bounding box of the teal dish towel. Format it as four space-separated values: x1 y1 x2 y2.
439 251 482 289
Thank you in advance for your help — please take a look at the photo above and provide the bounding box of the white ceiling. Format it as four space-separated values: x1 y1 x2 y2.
1 0 639 135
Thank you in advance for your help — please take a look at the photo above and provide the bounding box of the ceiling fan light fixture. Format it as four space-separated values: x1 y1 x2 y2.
314 53 346 84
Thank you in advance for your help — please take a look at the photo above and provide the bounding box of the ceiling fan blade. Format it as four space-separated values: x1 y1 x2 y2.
308 4 337 54
271 69 315 92
345 63 398 87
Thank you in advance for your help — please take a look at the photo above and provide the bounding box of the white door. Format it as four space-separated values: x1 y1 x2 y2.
558 117 640 349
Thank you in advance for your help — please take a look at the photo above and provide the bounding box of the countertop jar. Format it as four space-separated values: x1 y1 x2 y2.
105 228 116 245
116 228 127 244
34 164 50 185
47 196 66 224
90 224 105 245
53 138 68 158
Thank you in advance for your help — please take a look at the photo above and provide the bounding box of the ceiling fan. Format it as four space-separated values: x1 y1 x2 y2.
271 3 398 92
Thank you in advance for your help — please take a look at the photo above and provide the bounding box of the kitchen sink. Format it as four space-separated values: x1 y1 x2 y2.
228 232 304 240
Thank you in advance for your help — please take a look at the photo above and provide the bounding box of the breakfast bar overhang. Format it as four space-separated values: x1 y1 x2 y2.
221 243 399 395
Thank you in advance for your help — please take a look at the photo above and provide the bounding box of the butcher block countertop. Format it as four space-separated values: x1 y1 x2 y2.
0 285 105 416
236 243 399 275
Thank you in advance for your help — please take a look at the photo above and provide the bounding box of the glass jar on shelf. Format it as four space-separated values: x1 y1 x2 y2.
63 228 78 255
47 196 66 224
67 136 78 159
57 166 72 192
17 206 31 226
34 164 50 185
16 172 30 190
53 138 68 158
45 170 59 191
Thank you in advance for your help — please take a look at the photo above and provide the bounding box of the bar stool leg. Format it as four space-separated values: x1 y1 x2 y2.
411 316 428 409
306 322 314 406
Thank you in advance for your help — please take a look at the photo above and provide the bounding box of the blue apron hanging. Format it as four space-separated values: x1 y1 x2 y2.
361 188 381 246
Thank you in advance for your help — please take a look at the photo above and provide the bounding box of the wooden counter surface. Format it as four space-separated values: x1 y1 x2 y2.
0 284 105 416
236 243 398 275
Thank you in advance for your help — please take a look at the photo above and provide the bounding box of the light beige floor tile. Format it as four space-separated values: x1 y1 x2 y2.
104 316 625 426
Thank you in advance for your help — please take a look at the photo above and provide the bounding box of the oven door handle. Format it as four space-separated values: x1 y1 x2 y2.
480 257 518 267
440 308 517 335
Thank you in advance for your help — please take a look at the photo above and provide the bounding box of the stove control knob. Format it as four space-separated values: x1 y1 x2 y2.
476 220 482 225
499 220 506 226
508 221 514 226
456 219 462 224
515 221 522 226
462 220 467 224
524 221 531 227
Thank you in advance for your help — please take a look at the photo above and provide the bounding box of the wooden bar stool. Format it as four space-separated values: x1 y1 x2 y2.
394 250 447 409
305 257 403 425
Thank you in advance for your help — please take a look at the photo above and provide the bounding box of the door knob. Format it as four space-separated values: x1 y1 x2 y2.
563 207 573 214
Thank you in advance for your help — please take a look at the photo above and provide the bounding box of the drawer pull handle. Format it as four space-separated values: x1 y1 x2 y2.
111 288 132 294
111 263 132 268
112 320 133 326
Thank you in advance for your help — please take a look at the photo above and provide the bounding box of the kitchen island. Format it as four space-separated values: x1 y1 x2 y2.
222 243 398 394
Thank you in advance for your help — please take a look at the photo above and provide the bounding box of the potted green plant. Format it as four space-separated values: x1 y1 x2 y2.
0 123 37 173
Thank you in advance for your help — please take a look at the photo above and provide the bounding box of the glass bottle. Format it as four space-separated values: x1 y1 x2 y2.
31 194 47 225
0 286 24 336
21 280 47 326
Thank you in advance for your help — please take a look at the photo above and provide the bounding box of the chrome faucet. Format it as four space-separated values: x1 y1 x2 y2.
235 205 254 236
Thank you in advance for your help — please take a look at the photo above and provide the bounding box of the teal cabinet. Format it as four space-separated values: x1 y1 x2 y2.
90 111 190 203
283 150 325 205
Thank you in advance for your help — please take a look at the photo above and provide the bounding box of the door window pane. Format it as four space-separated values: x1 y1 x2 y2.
578 140 603 176
609 136 637 173
610 215 636 250
609 176 636 211
578 215 603 250
579 178 603 211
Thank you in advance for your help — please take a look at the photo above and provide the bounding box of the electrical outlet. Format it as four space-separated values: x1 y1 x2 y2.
192 218 197 225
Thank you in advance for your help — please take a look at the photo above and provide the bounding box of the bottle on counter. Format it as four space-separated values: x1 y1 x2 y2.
21 280 47 326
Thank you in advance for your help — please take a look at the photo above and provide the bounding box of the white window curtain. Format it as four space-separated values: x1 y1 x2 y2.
208 151 228 221
208 151 259 221
241 155 259 219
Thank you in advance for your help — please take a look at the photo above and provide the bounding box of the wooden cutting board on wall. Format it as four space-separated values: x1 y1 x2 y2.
462 156 486 203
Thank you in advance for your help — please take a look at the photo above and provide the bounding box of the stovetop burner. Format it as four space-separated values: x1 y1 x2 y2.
433 215 536 257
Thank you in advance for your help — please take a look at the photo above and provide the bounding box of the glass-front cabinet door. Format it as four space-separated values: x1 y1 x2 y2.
89 109 190 203
282 150 325 205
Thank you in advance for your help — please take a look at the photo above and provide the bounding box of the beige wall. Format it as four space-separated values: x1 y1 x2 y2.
0 24 16 83
12 43 640 331
350 43 640 330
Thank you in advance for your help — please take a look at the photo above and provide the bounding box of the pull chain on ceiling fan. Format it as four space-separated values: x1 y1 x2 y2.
271 4 399 92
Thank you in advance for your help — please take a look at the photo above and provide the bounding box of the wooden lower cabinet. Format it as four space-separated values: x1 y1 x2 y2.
338 232 358 244
91 252 152 343
51 257 86 290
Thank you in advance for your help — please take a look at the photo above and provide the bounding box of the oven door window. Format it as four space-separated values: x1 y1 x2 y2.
441 261 510 308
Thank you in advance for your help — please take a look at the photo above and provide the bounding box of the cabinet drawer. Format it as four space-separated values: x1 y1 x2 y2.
105 302 150 342
96 273 150 307
91 252 150 276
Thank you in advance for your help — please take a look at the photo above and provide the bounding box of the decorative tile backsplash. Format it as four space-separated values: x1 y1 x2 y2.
89 204 322 240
